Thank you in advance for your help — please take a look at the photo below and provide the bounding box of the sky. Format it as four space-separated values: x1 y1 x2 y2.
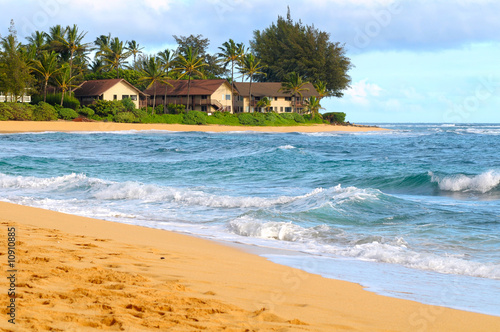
1 0 500 123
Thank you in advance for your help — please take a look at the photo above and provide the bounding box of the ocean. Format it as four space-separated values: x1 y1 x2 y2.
1 123 499 316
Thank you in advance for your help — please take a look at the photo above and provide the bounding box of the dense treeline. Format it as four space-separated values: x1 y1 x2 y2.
0 99 347 127
0 10 351 123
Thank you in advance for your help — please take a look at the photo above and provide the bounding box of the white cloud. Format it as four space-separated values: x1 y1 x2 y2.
345 79 383 105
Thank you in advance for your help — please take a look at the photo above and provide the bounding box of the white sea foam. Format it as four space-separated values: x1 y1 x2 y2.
94 181 326 209
228 215 500 279
430 170 500 193
0 173 108 190
278 145 296 149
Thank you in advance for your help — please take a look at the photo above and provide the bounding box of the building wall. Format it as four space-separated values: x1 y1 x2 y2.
101 81 141 108
235 95 306 113
150 82 236 113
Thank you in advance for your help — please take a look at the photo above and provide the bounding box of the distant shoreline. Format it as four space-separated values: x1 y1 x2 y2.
0 120 388 134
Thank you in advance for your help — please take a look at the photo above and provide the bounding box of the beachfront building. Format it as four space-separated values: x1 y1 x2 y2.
143 79 235 113
0 91 31 103
233 82 319 113
74 79 148 109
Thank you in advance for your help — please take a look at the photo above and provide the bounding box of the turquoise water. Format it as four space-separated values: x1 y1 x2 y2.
0 123 499 315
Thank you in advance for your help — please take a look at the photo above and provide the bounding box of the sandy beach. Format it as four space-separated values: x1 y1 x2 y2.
1 202 499 331
0 120 386 134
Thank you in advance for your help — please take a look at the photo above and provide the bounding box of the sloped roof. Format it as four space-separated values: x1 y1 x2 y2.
144 79 232 96
74 79 147 97
234 82 318 98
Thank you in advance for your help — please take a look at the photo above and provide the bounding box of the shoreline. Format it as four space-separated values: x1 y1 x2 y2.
1 201 499 331
0 120 387 134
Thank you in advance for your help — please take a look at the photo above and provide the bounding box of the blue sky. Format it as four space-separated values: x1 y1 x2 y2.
1 0 500 123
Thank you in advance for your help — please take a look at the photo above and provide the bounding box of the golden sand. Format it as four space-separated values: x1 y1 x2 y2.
1 202 499 331
0 120 386 134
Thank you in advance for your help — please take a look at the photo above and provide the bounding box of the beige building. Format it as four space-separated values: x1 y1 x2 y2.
74 79 148 108
233 82 319 114
144 79 235 113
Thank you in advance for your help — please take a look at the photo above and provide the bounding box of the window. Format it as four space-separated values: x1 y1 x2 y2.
280 107 283 112
201 106 207 112
130 95 137 101
274 97 278 101
285 97 292 101
122 95 129 100
201 95 208 100
113 95 117 100
226 94 231 100
285 107 292 113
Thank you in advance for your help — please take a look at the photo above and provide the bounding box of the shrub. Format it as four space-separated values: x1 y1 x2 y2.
33 102 57 121
139 113 183 124
115 112 138 123
78 107 95 118
90 100 125 117
121 98 136 112
31 93 80 110
322 112 346 124
237 113 257 126
58 108 79 120
154 104 165 114
304 114 324 124
292 113 305 123
183 111 207 125
0 103 34 121
167 103 185 114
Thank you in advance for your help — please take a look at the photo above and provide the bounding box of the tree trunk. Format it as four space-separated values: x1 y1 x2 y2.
60 90 65 107
230 61 234 114
43 80 48 103
186 75 191 113
152 84 157 115
249 78 252 113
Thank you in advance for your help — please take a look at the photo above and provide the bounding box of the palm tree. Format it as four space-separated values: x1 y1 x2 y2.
157 49 176 107
127 40 144 66
218 39 244 113
26 31 47 58
256 96 272 113
314 80 330 100
279 72 309 114
54 64 78 106
56 25 90 93
30 51 61 102
139 56 172 113
97 37 132 78
305 96 324 118
238 53 266 112
173 46 206 112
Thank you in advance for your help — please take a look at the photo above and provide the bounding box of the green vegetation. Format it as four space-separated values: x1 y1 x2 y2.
1 14 352 125
251 8 352 97
322 112 347 124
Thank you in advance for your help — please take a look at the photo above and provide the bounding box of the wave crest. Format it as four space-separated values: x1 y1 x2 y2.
430 171 500 193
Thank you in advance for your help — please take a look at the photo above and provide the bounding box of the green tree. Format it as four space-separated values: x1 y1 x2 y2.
173 46 206 111
54 64 78 106
127 40 144 66
305 96 323 117
0 20 32 101
138 56 171 113
157 49 176 107
26 31 47 58
314 80 330 100
238 53 266 112
279 72 309 114
218 39 244 113
251 8 352 97
256 96 271 113
174 34 225 79
97 37 132 78
30 51 61 102
55 25 90 93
